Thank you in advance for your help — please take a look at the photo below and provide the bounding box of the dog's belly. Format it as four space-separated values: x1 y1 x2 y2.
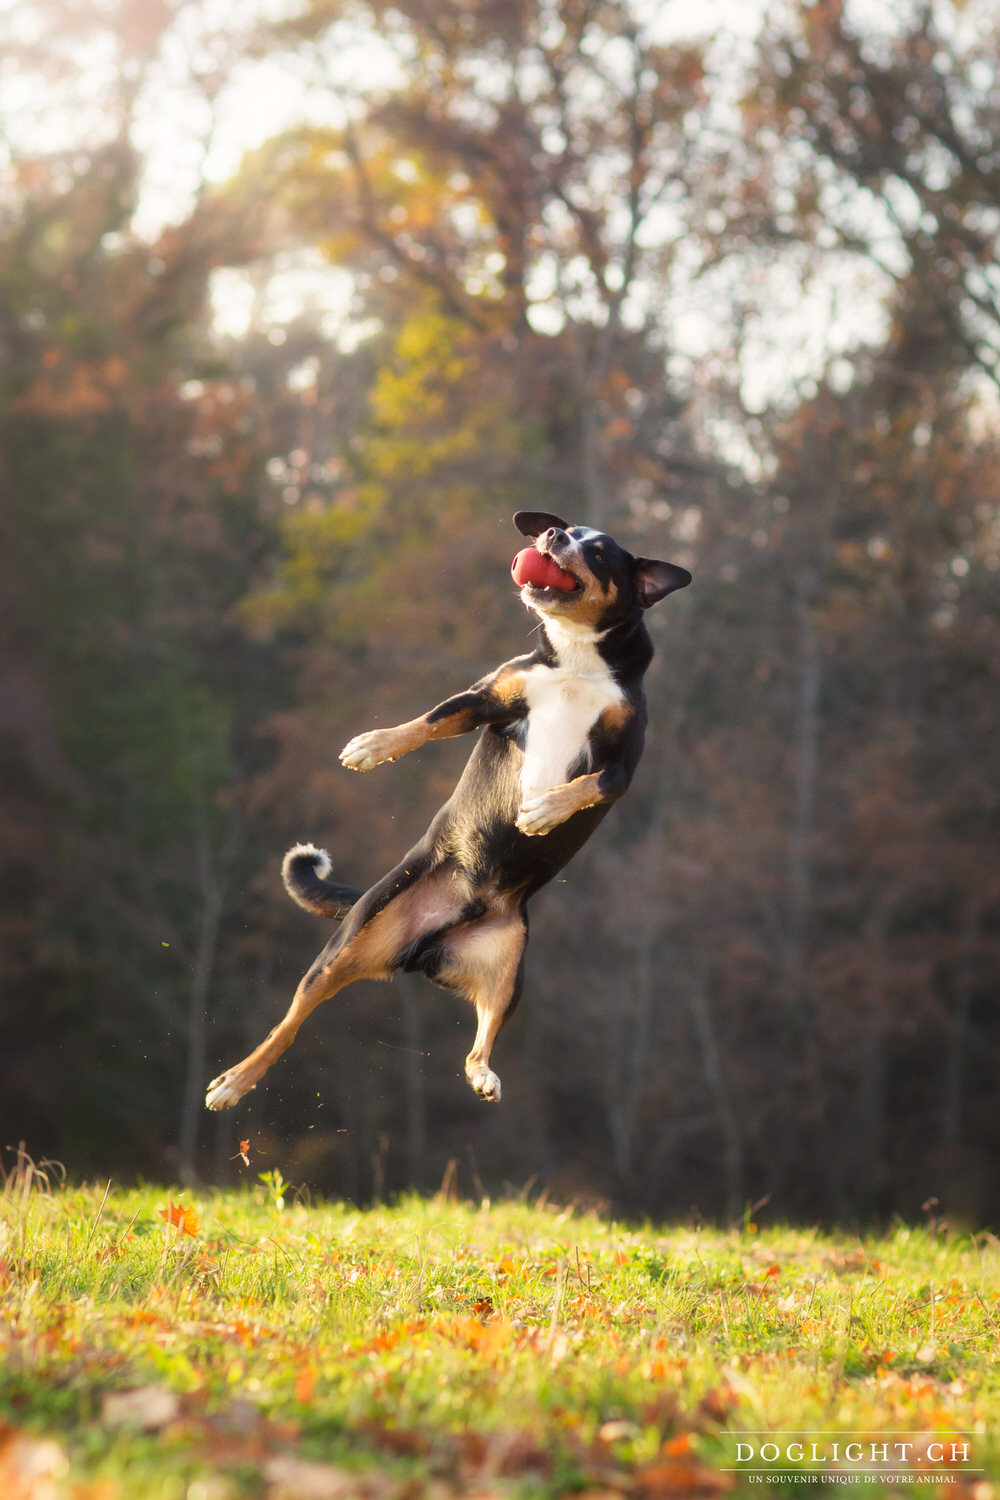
519 664 622 802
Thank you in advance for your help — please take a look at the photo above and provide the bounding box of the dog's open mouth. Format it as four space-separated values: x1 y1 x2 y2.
511 546 580 594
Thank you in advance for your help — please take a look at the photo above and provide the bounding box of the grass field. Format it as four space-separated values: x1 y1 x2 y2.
1 1156 997 1498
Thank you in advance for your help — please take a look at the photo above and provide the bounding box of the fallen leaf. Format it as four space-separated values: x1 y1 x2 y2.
263 1455 389 1499
696 1387 738 1423
356 1422 429 1458
101 1386 181 1432
598 1419 639 1445
636 1458 733 1496
443 1315 514 1359
0 1429 70 1500
158 1201 200 1236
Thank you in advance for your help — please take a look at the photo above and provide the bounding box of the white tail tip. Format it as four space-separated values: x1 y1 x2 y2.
284 842 332 879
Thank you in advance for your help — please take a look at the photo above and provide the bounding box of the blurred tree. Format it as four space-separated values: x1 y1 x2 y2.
2 0 998 1223
749 0 1000 392
0 4 291 1181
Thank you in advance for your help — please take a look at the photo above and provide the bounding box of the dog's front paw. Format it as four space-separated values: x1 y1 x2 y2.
340 730 398 772
205 1070 254 1111
469 1068 502 1102
516 789 570 837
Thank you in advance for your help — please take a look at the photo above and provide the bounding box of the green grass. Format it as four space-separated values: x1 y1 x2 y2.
1 1157 998 1498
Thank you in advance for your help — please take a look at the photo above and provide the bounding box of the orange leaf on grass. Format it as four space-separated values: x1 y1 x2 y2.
294 1366 316 1404
157 1201 200 1236
637 1458 733 1495
0 1427 72 1498
125 1309 163 1328
697 1387 738 1422
444 1315 514 1358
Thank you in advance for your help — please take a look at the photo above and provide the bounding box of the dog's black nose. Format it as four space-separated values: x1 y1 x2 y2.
541 527 565 546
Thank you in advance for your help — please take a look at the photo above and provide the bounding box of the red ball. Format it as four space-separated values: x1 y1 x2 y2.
511 547 576 591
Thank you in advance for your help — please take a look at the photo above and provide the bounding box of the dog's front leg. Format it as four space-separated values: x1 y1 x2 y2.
340 672 525 772
339 720 434 771
517 765 628 837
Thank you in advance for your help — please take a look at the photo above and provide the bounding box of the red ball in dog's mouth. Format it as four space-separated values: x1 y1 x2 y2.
511 547 577 592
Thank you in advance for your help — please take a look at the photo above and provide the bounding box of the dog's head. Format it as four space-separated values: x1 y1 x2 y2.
512 511 690 629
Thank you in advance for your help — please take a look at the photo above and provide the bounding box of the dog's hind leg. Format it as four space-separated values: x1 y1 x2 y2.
205 952 345 1111
205 863 468 1110
436 908 528 1103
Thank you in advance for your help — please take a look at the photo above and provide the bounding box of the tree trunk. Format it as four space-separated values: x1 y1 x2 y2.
178 815 231 1183
688 984 744 1222
607 926 655 1188
400 975 427 1188
943 901 981 1161
787 587 821 1009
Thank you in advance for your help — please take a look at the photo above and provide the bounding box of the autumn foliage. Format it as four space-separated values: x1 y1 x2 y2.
0 0 998 1222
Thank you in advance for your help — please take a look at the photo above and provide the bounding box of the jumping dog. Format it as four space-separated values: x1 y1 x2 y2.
205 512 690 1111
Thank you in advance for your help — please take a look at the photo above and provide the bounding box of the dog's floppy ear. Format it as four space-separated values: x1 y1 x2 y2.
635 558 692 607
514 510 570 539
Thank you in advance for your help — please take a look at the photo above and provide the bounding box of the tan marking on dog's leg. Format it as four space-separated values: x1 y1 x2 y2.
206 871 467 1110
490 666 530 706
340 671 529 771
339 709 480 770
438 912 527 1104
339 719 433 771
205 959 344 1110
599 698 634 733
516 772 604 836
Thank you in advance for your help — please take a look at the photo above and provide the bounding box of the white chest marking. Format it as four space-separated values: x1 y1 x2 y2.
519 634 622 802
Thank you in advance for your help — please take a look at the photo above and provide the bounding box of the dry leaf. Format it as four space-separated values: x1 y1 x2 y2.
0 1428 70 1500
101 1386 181 1432
598 1419 639 1445
636 1458 733 1496
158 1201 199 1236
263 1455 389 1499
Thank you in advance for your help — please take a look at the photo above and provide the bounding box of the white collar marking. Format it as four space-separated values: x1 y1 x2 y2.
519 624 622 802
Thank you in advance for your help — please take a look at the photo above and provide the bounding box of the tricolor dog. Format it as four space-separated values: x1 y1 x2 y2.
205 512 690 1112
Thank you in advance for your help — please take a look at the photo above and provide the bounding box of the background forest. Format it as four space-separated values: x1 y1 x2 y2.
2 0 998 1225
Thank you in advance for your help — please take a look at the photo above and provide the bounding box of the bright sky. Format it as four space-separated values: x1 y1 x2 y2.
123 0 887 414
8 0 982 416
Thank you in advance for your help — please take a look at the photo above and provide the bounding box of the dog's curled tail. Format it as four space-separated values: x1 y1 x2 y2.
282 843 362 920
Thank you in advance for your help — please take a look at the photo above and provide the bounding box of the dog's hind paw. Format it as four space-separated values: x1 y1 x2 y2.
469 1068 502 1103
205 1071 254 1111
